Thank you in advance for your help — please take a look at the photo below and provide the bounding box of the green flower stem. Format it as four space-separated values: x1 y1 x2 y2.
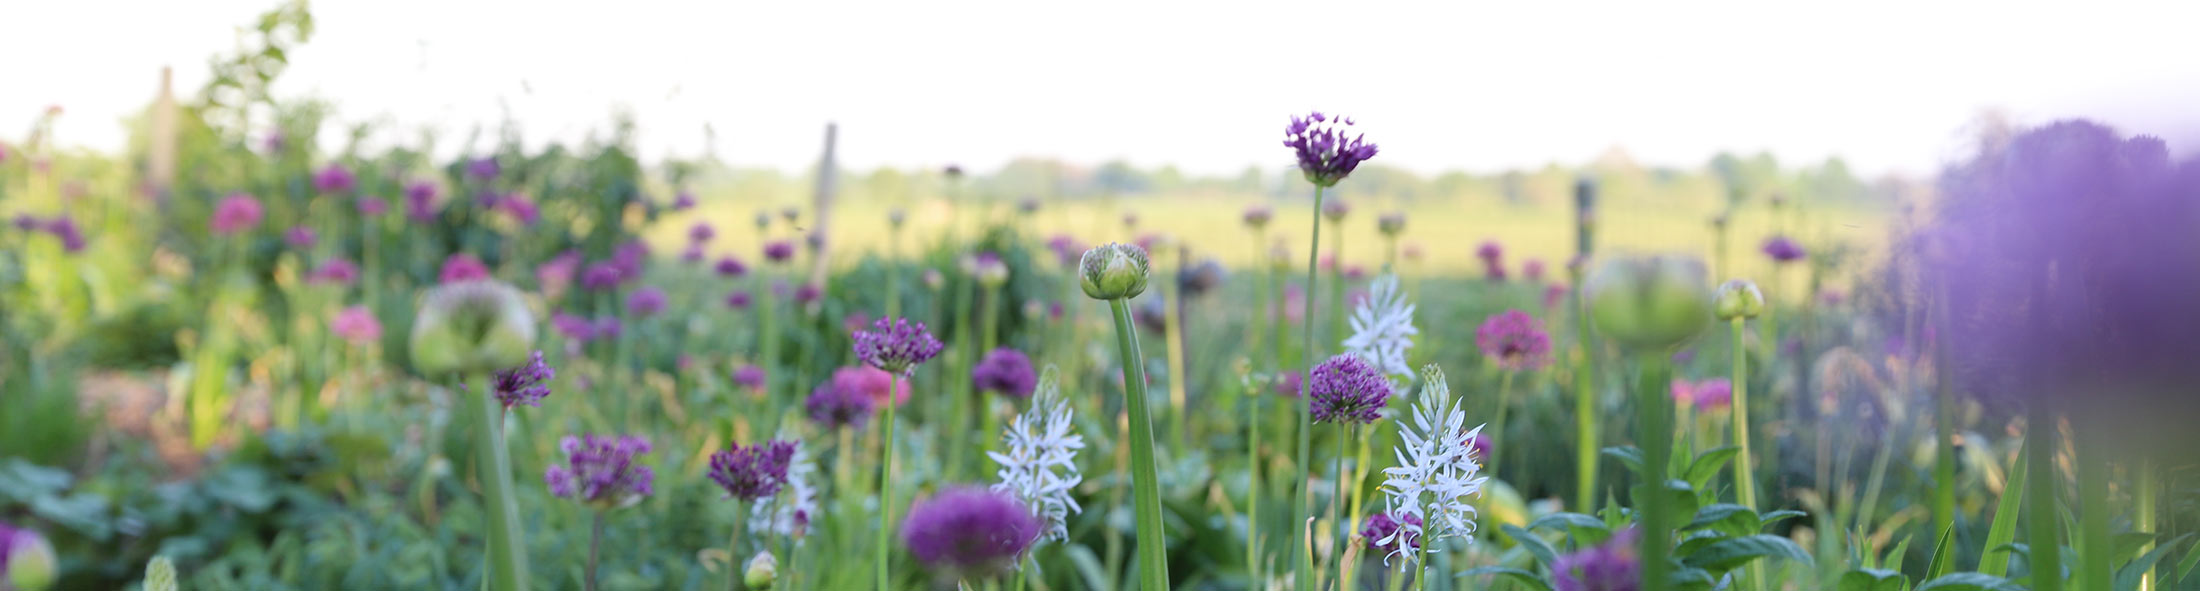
586 510 604 591
978 285 1003 462
1633 354 1675 591
2077 433 2111 591
728 500 747 591
1343 425 1375 588
1162 269 1190 452
948 274 977 476
1931 324 1957 551
466 374 530 591
1329 231 1347 361
2137 459 2158 591
1730 318 1765 591
1330 424 1351 587
1107 297 1172 591
1490 370 1516 473
1412 530 1432 591
1571 275 1599 513
1247 393 1264 581
759 281 779 397
1294 187 1327 591
2025 404 2063 591
877 372 902 591
1251 230 1268 363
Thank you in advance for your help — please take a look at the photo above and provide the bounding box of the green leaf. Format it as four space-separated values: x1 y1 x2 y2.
1675 530 1730 559
1761 509 1808 529
1927 521 1957 579
1603 445 1646 474
1886 534 1914 573
1681 534 1813 572
1913 572 2024 591
1980 445 2028 578
1066 544 1113 591
1668 566 1718 591
0 459 72 502
1685 503 1763 538
1457 566 1554 591
2177 535 2200 582
1502 523 1560 568
2112 532 2160 561
1839 568 1909 591
1686 446 1741 490
1527 512 1606 535
2115 534 2191 591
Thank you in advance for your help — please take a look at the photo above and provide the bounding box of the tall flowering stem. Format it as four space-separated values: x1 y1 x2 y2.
853 317 944 590
1633 354 1676 591
1293 187 1324 591
1570 177 1600 514
1080 242 1171 590
468 373 532 591
2026 404 2064 591
1585 254 1714 591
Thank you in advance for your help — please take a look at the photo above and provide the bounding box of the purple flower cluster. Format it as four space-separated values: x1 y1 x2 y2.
1476 310 1553 371
313 164 356 194
308 259 359 285
285 225 317 249
1046 235 1083 267
211 192 264 235
1283 111 1379 187
725 290 753 310
900 487 1041 576
1309 354 1391 424
716 256 749 278
467 157 500 180
708 439 797 501
405 181 440 222
440 253 491 283
627 286 667 316
1761 236 1806 263
806 377 878 430
1671 378 1732 410
1360 512 1422 555
1552 528 1641 591
12 214 85 253
732 364 767 389
1243 204 1274 228
1477 240 1507 281
972 348 1038 398
853 317 945 376
763 240 796 264
672 191 696 211
545 434 655 506
490 350 555 408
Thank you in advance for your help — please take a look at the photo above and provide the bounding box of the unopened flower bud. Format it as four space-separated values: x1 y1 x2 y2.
6 527 57 591
1585 255 1712 351
1714 279 1765 321
144 556 178 591
410 280 537 376
1079 242 1150 300
744 551 778 590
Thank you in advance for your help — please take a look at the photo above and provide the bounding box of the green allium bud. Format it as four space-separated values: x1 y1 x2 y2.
6 529 56 591
144 556 178 591
1714 279 1765 321
743 551 778 590
1585 255 1712 351
1079 242 1150 300
410 280 537 376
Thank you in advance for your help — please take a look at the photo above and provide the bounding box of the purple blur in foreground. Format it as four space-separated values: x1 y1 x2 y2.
1361 512 1422 555
900 487 1040 577
1762 236 1806 263
972 348 1038 398
1553 528 1641 591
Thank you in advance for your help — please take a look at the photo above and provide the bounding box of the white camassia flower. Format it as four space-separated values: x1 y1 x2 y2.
989 366 1085 543
1344 273 1418 378
1377 364 1489 565
750 440 820 542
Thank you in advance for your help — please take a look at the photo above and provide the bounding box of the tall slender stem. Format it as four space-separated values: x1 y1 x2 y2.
1730 318 1765 591
1330 424 1352 588
1931 321 1957 551
1491 370 1516 474
886 228 903 320
2137 458 2158 591
586 510 605 591
1248 392 1265 581
877 373 902 591
2077 432 2111 591
2025 404 2063 591
1571 272 1599 513
1294 187 1327 591
1412 531 1431 591
467 374 530 591
1634 355 1674 591
1107 298 1172 590
728 501 747 591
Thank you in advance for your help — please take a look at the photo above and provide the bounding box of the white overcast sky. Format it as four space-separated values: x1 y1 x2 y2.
6 0 2199 177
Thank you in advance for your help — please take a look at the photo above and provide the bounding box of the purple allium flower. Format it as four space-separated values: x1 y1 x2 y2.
309 258 359 285
595 316 623 340
490 350 555 408
1274 370 1303 397
1322 199 1352 222
733 364 766 390
1309 354 1391 424
612 240 649 280
313 164 356 193
210 193 264 235
467 157 500 180
708 439 797 501
833 366 911 405
552 313 597 342
537 250 582 293
771 280 792 300
690 222 715 244
794 283 822 305
943 164 964 178
10 214 36 231
261 131 285 152
439 253 491 284
1243 204 1274 228
900 487 1041 576
1046 235 1083 267
853 317 945 376
725 290 753 310
357 196 388 216
1283 111 1380 187
806 378 878 430
332 305 383 346
681 245 705 264
1524 259 1547 283
546 434 655 507
1476 310 1553 371
1403 241 1424 262
580 262 622 291
1361 512 1423 555
843 311 872 335
284 225 316 249
763 240 796 264
404 181 440 222
1553 528 1642 591
1477 240 1507 281
44 217 85 253
627 286 667 316
672 191 697 211
715 256 749 278
1690 378 1733 410
1761 236 1806 263
972 348 1038 398
497 194 540 225
1466 430 1494 461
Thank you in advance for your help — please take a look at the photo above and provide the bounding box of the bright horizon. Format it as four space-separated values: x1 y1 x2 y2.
8 0 2200 178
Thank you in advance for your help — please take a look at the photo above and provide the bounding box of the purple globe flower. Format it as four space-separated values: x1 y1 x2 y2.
725 290 753 310
806 379 877 430
763 240 796 264
439 253 491 284
1476 310 1553 371
708 439 797 501
681 245 706 265
545 434 655 508
611 241 649 281
716 256 749 278
10 214 36 231
1243 204 1274 228
852 317 945 376
594 317 623 340
901 487 1041 577
497 194 540 225
732 364 766 390
404 181 441 222
580 262 622 291
794 283 823 305
672 191 697 211
1553 528 1641 591
690 222 716 244
489 350 555 408
1761 236 1806 263
1309 354 1391 424
1273 370 1303 398
210 193 264 235
1283 111 1379 187
627 286 667 316
1360 512 1422 555
971 348 1038 398
1322 198 1351 221
1524 259 1547 283
1466 431 1494 462
466 157 500 180
285 225 317 249
313 164 356 194
552 313 598 343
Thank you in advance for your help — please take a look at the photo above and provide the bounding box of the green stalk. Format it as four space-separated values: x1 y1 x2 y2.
586 510 604 591
1634 354 1674 591
948 273 977 476
1163 265 1190 453
1248 393 1265 581
1979 444 2027 578
2025 404 2063 591
1330 424 1351 587
2136 459 2157 591
1252 230 1268 362
1413 529 1432 591
1572 275 1598 513
1730 318 1764 591
2077 434 2110 591
1329 230 1347 360
877 372 902 591
1107 298 1172 591
1294 187 1327 591
1490 370 1516 474
1932 331 1957 553
727 501 747 591
466 374 530 591
978 285 1004 466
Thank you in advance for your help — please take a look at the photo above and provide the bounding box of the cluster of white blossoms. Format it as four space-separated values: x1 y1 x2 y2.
1377 364 1489 564
989 366 1085 543
1344 273 1418 379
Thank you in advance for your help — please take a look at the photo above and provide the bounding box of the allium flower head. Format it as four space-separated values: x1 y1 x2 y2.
1046 235 1082 267
1377 211 1406 236
611 241 649 280
43 217 84 253
1322 198 1352 221
357 196 388 216
763 240 796 263
1078 242 1150 300
309 258 359 285
496 194 540 225
689 222 715 243
580 262 622 291
409 280 536 375
965 252 1011 286
9 214 35 231
1761 236 1806 263
313 164 356 193
332 305 383 346
545 434 655 508
211 192 264 235
1713 279 1765 321
1689 378 1733 410
989 367 1084 543
1361 512 1423 556
973 347 1038 398
285 225 316 249
467 157 500 180
1476 310 1553 371
1284 111 1380 187
901 487 1042 577
489 350 555 408
1553 528 1641 591
627 286 667 316
672 191 697 211
725 290 753 310
536 250 582 293
1524 259 1547 283
708 439 797 501
715 256 748 277
831 365 911 405
751 439 820 540
1273 370 1303 398
1378 365 1490 564
1243 204 1274 229
806 378 877 430
1309 354 1392 424
0 523 56 591
552 313 597 343
439 253 491 283
1585 255 1713 351
794 283 822 304
1344 274 1418 377
733 364 767 390
853 317 945 376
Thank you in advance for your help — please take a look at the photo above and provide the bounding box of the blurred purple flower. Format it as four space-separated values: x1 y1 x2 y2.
1553 528 1641 591
972 348 1038 398
497 194 540 225
404 181 440 222
690 222 715 244
807 378 878 430
1476 310 1552 371
900 487 1041 576
331 305 383 346
313 164 356 194
672 191 696 211
357 196 388 216
44 217 84 253
1523 259 1547 283
553 313 598 343
1274 370 1303 398
1322 198 1351 221
467 157 500 180
611 241 649 280
627 286 667 316
284 226 316 249
1361 512 1422 555
1284 111 1380 187
439 253 491 284
725 290 753 310
681 245 705 264
1243 204 1274 228
309 259 359 285
1762 236 1806 263
763 240 796 264
794 283 822 305
537 250 582 293
834 365 911 406
1542 283 1568 310
733 364 766 390
211 193 264 235
490 350 555 408
716 256 749 278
